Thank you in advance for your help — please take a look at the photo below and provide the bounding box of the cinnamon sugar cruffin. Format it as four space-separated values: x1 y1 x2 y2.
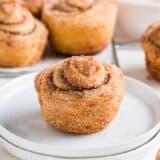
42 0 118 55
141 22 160 81
0 1 48 67
35 56 125 134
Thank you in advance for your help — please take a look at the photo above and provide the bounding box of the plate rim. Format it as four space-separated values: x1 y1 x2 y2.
0 130 159 159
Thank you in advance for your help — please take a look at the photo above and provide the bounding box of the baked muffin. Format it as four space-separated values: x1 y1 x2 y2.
20 0 44 16
42 0 118 56
35 56 125 134
0 0 48 67
141 22 160 80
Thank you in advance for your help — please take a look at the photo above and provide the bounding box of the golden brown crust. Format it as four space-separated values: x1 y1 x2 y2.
35 56 125 134
141 22 160 80
42 0 118 55
0 1 48 67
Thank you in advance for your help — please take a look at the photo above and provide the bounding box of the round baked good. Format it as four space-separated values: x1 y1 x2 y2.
141 22 160 80
20 0 44 16
42 0 118 55
35 56 125 134
0 1 48 67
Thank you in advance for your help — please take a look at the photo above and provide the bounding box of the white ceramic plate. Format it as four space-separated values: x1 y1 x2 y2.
0 130 159 160
0 73 160 159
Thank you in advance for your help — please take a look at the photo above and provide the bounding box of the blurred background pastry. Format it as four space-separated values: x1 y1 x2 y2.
141 22 160 81
0 0 48 67
42 0 118 56
20 0 44 17
35 56 125 134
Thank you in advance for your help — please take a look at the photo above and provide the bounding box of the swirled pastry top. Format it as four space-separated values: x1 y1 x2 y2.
0 1 35 34
52 56 109 90
141 22 160 49
46 0 109 14
55 0 95 12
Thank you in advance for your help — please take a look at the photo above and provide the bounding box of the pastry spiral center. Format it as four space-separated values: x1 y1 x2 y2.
0 2 35 34
55 0 95 12
52 57 107 90
63 56 106 89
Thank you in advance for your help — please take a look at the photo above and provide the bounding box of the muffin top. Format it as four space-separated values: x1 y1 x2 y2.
52 56 109 90
56 0 95 12
44 0 111 15
35 56 124 101
0 0 35 34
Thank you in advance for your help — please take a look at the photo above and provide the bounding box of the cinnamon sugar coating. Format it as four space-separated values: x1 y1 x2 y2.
42 0 118 55
35 56 125 134
141 22 160 80
0 1 48 67
63 56 106 89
